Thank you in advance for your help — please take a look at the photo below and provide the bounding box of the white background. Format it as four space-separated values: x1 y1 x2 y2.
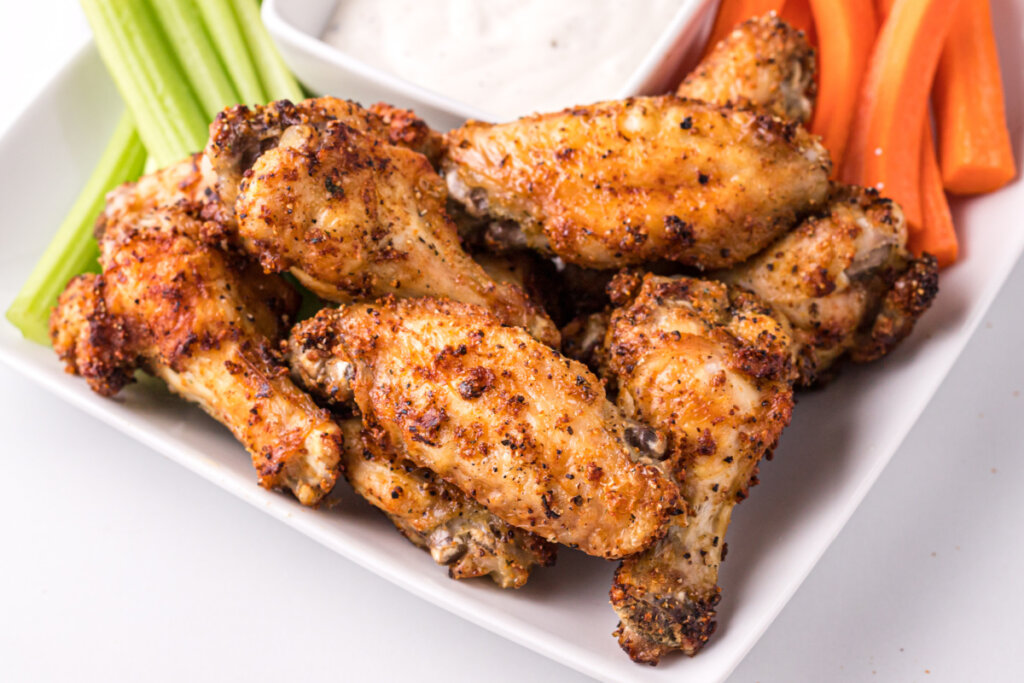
1 3 1021 681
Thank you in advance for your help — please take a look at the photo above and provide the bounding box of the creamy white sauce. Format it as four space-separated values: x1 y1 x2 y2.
322 0 684 121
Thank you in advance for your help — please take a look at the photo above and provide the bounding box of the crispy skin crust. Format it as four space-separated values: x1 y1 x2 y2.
95 153 222 241
287 299 681 559
721 185 939 385
442 96 830 269
233 118 559 346
51 208 342 505
678 13 816 124
205 97 440 216
338 419 555 588
601 273 794 663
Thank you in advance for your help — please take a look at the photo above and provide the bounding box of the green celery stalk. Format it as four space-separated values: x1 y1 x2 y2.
233 0 305 101
149 0 241 117
5 113 148 344
196 0 268 104
81 0 208 166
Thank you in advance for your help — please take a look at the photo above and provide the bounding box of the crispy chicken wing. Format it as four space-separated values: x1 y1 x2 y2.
676 18 938 385
207 98 559 346
206 97 441 216
678 13 816 124
338 418 555 588
51 206 342 505
287 298 680 559
96 152 219 236
720 185 939 385
596 272 794 663
442 96 830 270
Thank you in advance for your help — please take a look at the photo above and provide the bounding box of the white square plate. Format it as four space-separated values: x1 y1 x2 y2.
1 7 1021 681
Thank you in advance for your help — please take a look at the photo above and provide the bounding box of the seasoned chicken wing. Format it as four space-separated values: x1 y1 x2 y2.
678 13 816 124
338 418 555 588
596 272 794 663
51 207 342 505
287 298 680 559
206 97 441 216
443 96 830 270
207 98 559 346
720 185 939 385
96 152 220 236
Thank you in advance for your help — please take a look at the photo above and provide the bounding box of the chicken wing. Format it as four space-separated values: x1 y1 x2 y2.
592 272 794 663
207 98 559 346
287 298 680 559
442 95 830 270
51 206 343 505
338 418 555 588
678 13 816 124
720 185 939 385
206 97 441 216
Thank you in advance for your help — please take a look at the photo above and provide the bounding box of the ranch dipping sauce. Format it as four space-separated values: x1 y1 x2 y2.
322 0 685 121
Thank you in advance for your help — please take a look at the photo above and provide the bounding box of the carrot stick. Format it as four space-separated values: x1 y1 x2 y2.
913 119 958 266
932 0 1016 195
840 0 963 233
807 0 877 171
703 0 786 56
779 0 817 46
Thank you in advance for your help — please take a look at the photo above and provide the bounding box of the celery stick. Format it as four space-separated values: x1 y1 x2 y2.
81 0 208 166
150 0 241 118
196 0 267 104
5 113 147 345
233 0 304 101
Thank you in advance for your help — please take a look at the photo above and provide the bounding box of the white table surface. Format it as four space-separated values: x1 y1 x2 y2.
2 3 1021 682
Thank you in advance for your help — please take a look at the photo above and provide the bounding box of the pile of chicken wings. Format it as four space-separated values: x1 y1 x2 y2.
50 15 937 664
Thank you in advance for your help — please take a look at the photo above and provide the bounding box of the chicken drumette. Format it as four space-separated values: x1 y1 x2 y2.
51 204 343 505
287 297 680 559
595 273 794 663
442 95 831 270
338 418 556 588
205 98 559 346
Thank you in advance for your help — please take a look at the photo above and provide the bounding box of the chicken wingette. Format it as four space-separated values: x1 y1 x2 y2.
287 297 680 559
206 97 559 346
720 185 938 385
442 95 831 270
677 15 939 385
595 272 794 663
51 206 342 505
677 13 817 124
338 419 555 588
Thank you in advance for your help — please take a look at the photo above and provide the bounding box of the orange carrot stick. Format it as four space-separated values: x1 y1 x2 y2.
933 0 1016 195
914 119 958 266
703 0 786 56
807 0 877 171
840 0 963 233
780 0 817 46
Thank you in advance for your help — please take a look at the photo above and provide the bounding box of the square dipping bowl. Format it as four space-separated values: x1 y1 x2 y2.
262 0 717 129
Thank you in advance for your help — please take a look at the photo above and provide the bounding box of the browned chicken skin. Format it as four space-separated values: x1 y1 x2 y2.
51 206 342 505
338 419 555 588
287 298 680 559
205 97 441 216
206 97 559 346
720 186 939 385
679 15 938 386
597 273 794 663
442 95 831 270
678 13 817 124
